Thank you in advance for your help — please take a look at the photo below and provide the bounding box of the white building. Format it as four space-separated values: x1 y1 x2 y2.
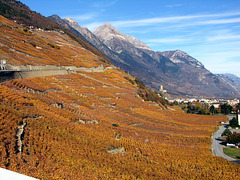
159 85 167 93
237 109 240 126
0 60 6 70
228 99 240 106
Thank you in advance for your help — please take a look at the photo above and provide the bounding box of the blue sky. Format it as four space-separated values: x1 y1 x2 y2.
20 0 240 77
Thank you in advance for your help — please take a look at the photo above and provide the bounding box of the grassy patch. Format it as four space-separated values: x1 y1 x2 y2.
223 147 240 160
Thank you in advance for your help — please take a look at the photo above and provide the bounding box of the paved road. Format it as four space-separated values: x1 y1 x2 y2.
212 121 240 165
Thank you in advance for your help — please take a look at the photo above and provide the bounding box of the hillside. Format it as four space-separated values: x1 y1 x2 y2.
0 0 110 63
216 73 240 92
158 50 240 98
0 58 238 179
0 1 240 179
0 14 106 67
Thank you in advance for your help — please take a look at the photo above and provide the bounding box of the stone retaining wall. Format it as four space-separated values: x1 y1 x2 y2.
13 70 71 79
0 65 115 82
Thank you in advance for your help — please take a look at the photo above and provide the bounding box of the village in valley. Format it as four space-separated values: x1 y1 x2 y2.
170 97 239 109
157 84 239 114
169 97 239 115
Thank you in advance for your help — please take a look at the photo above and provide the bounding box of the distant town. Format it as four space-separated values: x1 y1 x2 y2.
170 98 239 107
168 97 239 115
158 85 239 111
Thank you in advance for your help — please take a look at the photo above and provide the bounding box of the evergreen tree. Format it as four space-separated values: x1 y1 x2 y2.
220 103 232 115
209 105 216 115
229 117 239 128
221 128 232 136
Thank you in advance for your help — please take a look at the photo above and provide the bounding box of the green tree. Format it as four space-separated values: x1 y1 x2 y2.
209 105 216 115
221 128 232 136
237 103 240 110
173 101 178 105
187 109 192 114
220 103 232 115
227 132 240 144
229 117 239 128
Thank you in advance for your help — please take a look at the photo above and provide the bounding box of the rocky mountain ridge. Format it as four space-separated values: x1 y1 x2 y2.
159 50 204 68
50 16 239 98
93 23 240 98
216 73 240 92
94 22 151 51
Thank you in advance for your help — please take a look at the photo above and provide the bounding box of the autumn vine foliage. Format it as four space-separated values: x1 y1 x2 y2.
0 68 238 179
0 14 108 67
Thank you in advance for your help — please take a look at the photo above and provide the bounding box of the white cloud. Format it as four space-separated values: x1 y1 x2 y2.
180 17 240 27
112 12 240 28
207 34 240 41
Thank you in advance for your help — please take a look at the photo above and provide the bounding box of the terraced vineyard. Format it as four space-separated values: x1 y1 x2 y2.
0 68 239 179
0 15 107 67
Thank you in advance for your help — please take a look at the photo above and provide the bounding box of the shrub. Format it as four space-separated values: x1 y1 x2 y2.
30 42 36 47
47 42 60 49
23 28 28 32
99 59 107 63
124 76 135 85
